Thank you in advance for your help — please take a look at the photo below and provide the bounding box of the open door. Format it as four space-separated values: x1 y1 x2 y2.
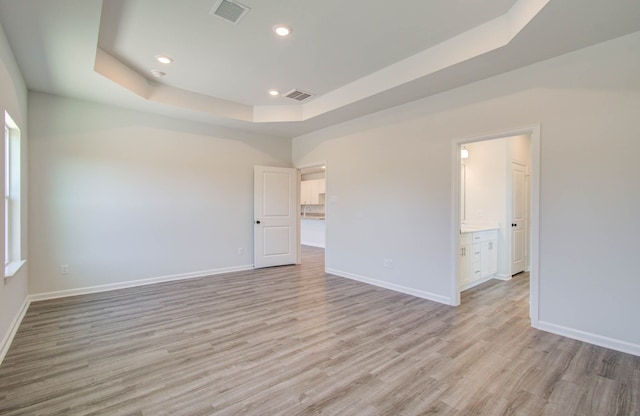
254 166 298 268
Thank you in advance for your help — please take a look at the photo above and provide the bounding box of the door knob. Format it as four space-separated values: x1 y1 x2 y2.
255 220 261 224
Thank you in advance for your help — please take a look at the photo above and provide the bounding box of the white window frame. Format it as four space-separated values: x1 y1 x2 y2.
4 123 10 266
4 112 24 278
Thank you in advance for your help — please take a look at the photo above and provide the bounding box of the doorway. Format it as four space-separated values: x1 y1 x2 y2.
298 163 327 265
453 125 540 325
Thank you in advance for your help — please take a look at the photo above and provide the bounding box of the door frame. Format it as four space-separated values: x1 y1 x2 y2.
296 161 328 265
451 125 540 326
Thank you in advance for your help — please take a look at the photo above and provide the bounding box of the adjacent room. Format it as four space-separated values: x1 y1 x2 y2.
1 0 639 414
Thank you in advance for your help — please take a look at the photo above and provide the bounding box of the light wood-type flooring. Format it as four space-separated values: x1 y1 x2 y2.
0 246 638 415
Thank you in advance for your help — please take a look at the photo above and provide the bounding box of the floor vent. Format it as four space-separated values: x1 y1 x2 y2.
284 89 314 102
210 0 250 24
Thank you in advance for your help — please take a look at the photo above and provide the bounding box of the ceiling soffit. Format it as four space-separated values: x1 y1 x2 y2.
94 0 549 124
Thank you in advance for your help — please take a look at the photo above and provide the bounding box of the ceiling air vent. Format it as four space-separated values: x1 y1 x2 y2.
284 89 314 102
210 0 250 24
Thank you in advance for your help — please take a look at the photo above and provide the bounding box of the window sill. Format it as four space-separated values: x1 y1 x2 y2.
5 259 26 279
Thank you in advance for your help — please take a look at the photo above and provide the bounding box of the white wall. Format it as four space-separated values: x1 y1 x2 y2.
464 138 509 276
0 21 29 357
510 135 531 167
293 32 640 352
28 92 291 295
464 138 508 229
301 172 325 181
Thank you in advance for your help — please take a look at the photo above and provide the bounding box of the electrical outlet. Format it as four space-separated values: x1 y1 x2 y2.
383 259 393 269
59 264 69 275
237 248 245 255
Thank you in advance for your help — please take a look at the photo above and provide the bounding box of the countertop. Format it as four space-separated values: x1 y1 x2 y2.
460 225 498 234
301 215 325 220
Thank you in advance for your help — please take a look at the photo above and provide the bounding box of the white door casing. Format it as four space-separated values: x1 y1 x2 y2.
254 166 298 268
511 161 526 275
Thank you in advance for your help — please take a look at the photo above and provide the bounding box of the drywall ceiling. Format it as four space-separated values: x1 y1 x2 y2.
1 0 639 138
98 0 517 107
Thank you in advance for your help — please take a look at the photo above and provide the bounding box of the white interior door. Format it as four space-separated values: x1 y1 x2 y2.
254 166 298 268
511 162 526 275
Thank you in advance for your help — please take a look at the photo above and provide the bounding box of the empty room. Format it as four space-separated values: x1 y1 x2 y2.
0 0 639 415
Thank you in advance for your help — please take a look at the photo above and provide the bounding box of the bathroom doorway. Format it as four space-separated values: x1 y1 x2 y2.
453 126 540 324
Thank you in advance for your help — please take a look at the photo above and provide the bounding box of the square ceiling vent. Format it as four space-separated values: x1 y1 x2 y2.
284 89 315 102
210 0 250 24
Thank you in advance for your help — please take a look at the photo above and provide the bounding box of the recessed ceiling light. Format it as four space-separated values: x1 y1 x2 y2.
273 24 292 37
150 69 166 78
155 55 173 64
268 89 280 96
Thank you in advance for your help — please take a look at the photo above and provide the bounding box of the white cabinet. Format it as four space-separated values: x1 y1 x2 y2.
459 234 473 286
300 179 326 205
481 240 498 277
301 219 325 248
459 229 498 290
300 180 313 205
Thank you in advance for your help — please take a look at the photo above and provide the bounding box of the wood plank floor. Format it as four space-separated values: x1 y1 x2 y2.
1 246 638 415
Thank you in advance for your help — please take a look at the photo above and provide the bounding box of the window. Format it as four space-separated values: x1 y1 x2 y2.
4 111 24 277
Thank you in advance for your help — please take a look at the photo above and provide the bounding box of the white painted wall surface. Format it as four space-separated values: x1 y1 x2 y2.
510 135 531 166
28 93 291 295
464 138 509 277
0 21 29 357
293 32 640 351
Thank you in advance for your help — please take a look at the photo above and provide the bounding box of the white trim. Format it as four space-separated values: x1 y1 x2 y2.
535 321 640 357
295 160 328 171
452 124 540 323
493 273 512 281
4 259 26 279
29 265 254 302
529 126 541 324
327 268 452 305
451 140 461 305
0 296 30 365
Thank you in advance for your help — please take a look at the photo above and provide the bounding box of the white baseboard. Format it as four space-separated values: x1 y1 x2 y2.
29 265 254 302
301 242 325 248
493 273 512 281
0 297 30 365
326 268 452 305
534 320 640 357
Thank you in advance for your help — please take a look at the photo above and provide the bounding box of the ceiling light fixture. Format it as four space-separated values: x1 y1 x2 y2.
268 89 280 96
273 24 292 37
155 55 173 64
150 69 166 78
461 146 469 159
